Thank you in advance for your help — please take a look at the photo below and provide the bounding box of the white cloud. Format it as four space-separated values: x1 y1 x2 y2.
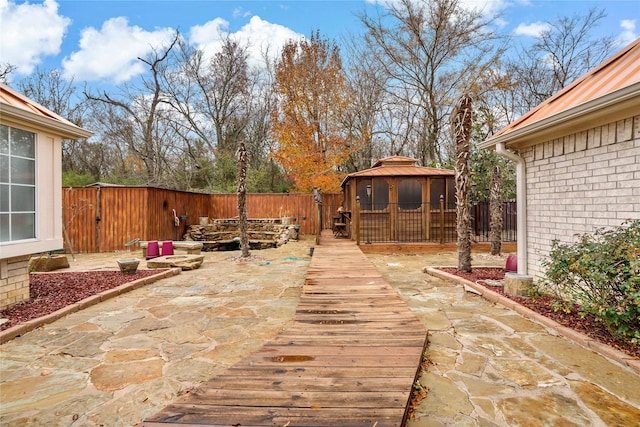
0 0 70 75
616 19 637 46
236 16 302 65
459 0 510 18
232 7 251 19
61 17 174 83
513 21 551 38
189 17 230 47
189 16 302 68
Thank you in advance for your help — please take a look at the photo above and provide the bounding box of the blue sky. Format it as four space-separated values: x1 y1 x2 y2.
1 0 638 85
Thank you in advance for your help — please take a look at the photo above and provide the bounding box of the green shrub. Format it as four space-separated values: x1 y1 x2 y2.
541 219 640 348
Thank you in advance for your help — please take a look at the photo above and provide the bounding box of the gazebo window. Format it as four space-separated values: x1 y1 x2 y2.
0 124 36 243
357 178 389 211
430 177 456 209
398 178 422 210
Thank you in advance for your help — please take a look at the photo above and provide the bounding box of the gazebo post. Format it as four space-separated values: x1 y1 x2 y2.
314 187 322 245
355 196 361 245
439 195 445 245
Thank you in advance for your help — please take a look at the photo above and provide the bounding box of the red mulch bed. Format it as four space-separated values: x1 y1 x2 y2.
440 267 640 359
0 270 162 331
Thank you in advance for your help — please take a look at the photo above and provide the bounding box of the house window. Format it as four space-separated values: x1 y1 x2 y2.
357 178 389 211
0 124 36 243
398 178 422 210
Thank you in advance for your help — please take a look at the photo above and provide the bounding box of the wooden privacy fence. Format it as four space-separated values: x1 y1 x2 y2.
62 186 337 253
61 186 517 253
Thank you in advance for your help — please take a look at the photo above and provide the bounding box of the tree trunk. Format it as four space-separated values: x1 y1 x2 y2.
452 94 473 272
236 142 250 258
489 165 503 255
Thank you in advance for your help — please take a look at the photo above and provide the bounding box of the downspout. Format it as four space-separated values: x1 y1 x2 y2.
496 142 527 275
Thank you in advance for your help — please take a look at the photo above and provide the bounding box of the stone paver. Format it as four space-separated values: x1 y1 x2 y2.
1 245 638 426
367 252 640 427
0 239 311 426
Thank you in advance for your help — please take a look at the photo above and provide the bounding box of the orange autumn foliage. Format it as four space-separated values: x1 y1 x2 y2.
270 31 356 193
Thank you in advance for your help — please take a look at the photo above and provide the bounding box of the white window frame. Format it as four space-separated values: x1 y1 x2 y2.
0 124 37 244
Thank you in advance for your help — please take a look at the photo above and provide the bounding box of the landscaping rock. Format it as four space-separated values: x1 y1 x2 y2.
146 255 204 270
28 255 69 272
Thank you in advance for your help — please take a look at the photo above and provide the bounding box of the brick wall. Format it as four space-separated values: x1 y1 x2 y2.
522 115 640 281
0 255 30 310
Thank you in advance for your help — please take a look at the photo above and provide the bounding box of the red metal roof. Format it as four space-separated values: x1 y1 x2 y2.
0 83 78 126
370 156 420 167
0 83 92 139
486 38 640 143
342 156 454 187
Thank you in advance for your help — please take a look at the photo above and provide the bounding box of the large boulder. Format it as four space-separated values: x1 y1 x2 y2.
29 255 70 272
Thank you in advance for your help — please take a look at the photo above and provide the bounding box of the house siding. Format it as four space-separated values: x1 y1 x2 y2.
0 255 30 310
523 115 640 281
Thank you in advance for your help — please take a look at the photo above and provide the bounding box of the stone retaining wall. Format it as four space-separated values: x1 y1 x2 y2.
183 218 298 251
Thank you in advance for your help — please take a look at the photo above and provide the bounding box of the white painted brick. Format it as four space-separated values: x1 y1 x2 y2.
575 131 587 152
591 150 618 162
565 150 586 162
591 167 612 177
536 157 550 166
554 139 564 156
571 170 592 180
617 118 633 142
554 172 572 181
609 155 636 168
572 183 594 193
571 156 593 167
544 141 554 158
608 123 618 144
612 139 638 153
567 161 587 172
593 181 618 190
616 163 639 174
611 171 636 182
633 115 640 139
618 211 640 220
607 188 634 197
588 127 601 149
554 159 573 169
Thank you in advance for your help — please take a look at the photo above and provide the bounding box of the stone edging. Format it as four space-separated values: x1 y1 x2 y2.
0 268 181 345
424 267 640 375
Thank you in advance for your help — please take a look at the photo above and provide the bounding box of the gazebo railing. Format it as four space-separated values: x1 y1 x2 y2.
342 201 516 244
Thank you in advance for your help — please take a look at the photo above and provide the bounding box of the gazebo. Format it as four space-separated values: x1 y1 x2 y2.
339 156 456 244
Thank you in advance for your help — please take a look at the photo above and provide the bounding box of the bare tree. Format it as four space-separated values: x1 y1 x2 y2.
165 39 248 146
359 0 504 166
342 36 389 171
85 33 182 187
507 7 614 115
161 36 257 191
0 63 15 84
489 165 503 255
452 94 473 272
14 68 108 180
236 142 250 258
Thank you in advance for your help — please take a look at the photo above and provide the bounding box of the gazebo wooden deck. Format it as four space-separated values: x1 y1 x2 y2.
142 232 428 427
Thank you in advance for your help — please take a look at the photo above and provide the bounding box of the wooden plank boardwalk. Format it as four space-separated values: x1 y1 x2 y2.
143 233 428 427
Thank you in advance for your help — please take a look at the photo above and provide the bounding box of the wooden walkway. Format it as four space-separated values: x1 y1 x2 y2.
143 233 428 427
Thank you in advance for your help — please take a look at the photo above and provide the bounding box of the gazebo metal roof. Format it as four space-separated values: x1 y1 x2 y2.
341 156 454 187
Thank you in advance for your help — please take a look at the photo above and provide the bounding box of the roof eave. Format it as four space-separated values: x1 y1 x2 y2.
480 82 640 150
0 103 93 140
